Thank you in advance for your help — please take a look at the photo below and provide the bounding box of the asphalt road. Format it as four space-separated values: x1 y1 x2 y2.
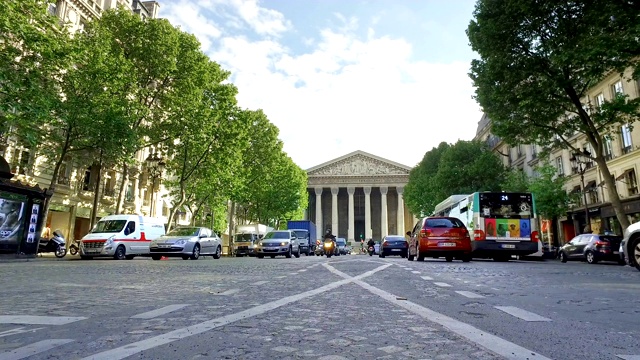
0 254 638 360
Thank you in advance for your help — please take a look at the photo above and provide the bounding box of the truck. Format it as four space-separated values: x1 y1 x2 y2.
286 220 317 256
233 223 268 257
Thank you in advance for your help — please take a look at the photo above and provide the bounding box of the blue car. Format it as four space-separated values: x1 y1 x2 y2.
378 235 408 258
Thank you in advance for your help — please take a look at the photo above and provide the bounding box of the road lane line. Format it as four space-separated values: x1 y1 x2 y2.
411 271 421 274
251 281 268 286
455 291 485 299
325 265 551 360
434 282 451 287
0 316 86 325
420 276 433 281
81 263 392 360
0 339 73 360
131 304 190 319
617 355 640 360
494 306 551 322
0 327 44 338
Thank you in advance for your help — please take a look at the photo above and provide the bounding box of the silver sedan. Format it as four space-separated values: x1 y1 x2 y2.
149 227 222 260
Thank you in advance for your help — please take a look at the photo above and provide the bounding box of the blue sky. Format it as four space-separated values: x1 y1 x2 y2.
159 0 482 169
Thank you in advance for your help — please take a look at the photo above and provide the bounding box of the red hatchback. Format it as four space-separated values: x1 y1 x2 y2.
407 217 472 262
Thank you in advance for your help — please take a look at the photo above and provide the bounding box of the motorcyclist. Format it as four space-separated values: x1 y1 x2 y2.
323 229 336 255
367 238 375 254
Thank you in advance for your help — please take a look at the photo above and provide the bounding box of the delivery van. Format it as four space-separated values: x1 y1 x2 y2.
79 215 165 260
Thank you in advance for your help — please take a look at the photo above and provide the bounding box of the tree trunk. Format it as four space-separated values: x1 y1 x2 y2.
228 200 235 254
166 184 186 233
115 161 129 214
41 140 71 232
596 156 631 230
89 154 104 229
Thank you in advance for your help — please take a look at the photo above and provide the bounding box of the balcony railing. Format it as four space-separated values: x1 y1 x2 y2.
56 175 71 186
103 188 116 197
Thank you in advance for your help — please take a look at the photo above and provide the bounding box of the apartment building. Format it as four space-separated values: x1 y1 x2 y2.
475 68 640 244
0 0 195 243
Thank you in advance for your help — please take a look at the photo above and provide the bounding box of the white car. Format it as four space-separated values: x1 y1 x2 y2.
254 230 300 258
622 220 640 271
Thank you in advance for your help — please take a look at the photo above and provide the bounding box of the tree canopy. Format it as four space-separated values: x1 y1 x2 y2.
467 0 640 230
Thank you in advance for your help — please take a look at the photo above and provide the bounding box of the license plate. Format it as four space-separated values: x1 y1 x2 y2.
265 247 277 251
613 251 619 255
392 249 401 251
438 242 456 247
84 249 100 254
158 245 171 248
501 244 516 249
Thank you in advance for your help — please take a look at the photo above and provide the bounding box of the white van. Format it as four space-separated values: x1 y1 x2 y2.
79 215 165 260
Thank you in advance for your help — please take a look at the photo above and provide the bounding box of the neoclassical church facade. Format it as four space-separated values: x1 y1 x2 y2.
305 151 415 243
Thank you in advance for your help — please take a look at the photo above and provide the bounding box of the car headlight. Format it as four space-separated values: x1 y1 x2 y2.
174 239 188 245
280 242 287 246
104 235 116 246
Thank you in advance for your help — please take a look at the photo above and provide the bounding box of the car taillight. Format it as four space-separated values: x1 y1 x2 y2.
594 240 608 246
531 231 539 242
420 229 431 239
473 229 485 241
404 241 408 248
382 241 389 247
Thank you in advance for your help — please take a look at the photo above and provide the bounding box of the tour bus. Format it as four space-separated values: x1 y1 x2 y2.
433 192 539 261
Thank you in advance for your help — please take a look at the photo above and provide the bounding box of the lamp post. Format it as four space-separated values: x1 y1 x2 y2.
570 148 591 233
145 152 165 217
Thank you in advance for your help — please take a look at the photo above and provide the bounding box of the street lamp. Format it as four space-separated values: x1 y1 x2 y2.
145 152 165 217
570 147 591 233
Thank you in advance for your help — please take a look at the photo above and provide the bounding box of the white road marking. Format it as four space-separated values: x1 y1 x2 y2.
405 268 413 270
0 316 86 325
420 276 433 281
251 281 269 286
298 269 307 272
275 275 286 279
455 291 485 299
494 306 551 322
131 304 190 319
326 265 551 360
0 327 44 338
81 263 392 360
0 339 73 360
617 355 640 360
210 289 240 296
434 282 451 287
411 271 420 274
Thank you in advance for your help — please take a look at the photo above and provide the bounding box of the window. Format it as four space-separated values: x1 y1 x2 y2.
572 186 582 206
82 166 95 191
56 156 72 185
603 137 613 160
10 146 31 175
586 181 598 204
612 81 624 96
621 125 633 154
103 171 116 197
583 143 594 169
530 144 537 159
627 169 638 196
556 156 564 176
595 93 605 108
517 144 523 157
125 183 134 202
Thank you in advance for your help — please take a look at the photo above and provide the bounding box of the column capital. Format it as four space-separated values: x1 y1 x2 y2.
380 186 388 195
314 187 323 196
347 186 355 194
396 186 404 195
363 186 371 195
331 187 339 195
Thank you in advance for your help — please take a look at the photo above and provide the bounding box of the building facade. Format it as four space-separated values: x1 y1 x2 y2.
305 151 414 243
475 68 640 244
0 1 191 245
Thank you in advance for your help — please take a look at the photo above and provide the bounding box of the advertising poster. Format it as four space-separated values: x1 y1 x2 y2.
507 219 520 237
484 218 497 237
496 219 509 237
520 219 531 238
27 204 40 243
0 192 27 245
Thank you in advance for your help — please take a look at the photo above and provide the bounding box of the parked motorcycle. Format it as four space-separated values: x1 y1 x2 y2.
69 239 80 256
368 245 375 256
38 230 67 258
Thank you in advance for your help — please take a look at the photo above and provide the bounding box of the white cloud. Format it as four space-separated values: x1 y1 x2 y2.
227 0 291 36
161 0 223 52
160 1 481 170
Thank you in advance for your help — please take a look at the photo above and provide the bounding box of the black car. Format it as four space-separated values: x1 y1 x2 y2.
558 234 625 265
378 235 408 258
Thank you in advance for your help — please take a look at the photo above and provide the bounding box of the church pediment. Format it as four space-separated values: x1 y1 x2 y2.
307 151 411 177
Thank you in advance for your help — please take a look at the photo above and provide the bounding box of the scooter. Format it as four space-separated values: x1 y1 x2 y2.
368 245 375 256
38 230 67 258
323 239 336 258
69 239 80 256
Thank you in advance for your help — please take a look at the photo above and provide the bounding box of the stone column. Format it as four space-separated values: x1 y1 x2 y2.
314 187 323 239
347 186 355 242
397 186 405 235
380 186 388 238
364 186 372 240
331 187 339 235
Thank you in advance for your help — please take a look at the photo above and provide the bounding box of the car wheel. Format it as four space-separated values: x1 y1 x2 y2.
213 246 222 259
257 255 264 259
559 252 567 263
632 238 640 271
190 244 200 260
151 255 162 260
285 247 292 258
462 255 471 263
294 247 301 258
408 255 414 261
445 256 453 262
585 251 597 264
114 245 126 260
182 256 189 260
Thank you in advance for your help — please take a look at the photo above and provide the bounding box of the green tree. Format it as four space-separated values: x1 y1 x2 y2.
529 164 572 220
404 142 450 216
434 140 506 199
467 0 640 230
502 169 530 193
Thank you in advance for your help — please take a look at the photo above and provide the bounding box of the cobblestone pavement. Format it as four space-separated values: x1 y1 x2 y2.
0 255 638 359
